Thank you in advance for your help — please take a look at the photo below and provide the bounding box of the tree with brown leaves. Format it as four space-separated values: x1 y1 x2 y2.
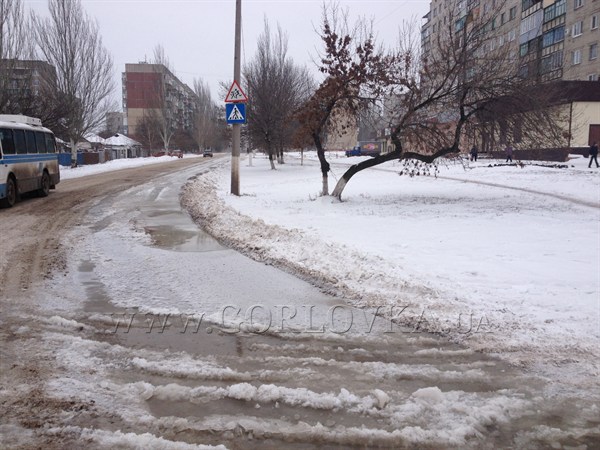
296 4 393 195
314 0 566 200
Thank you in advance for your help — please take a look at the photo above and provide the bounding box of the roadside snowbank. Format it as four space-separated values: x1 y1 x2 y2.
60 154 201 180
181 153 600 389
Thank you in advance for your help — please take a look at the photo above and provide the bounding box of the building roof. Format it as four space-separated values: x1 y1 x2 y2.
84 133 106 144
545 81 600 104
103 133 142 147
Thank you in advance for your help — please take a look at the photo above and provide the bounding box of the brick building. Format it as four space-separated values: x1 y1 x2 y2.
122 63 198 139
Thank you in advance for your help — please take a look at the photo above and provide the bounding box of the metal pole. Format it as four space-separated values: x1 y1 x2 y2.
231 0 241 196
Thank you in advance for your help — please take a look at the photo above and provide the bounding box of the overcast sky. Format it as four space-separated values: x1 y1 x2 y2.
26 0 429 104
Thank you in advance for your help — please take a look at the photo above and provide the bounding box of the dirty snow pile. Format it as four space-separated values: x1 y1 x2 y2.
182 153 600 388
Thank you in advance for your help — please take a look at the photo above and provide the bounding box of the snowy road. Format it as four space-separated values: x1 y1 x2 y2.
1 157 599 448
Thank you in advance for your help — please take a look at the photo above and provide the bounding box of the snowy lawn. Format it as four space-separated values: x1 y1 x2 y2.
183 152 600 387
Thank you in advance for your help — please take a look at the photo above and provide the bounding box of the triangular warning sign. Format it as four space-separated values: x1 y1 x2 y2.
225 80 248 103
227 104 244 121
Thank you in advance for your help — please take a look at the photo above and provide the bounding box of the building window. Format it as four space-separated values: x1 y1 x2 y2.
541 50 563 74
522 0 542 11
592 15 598 30
572 49 582 64
572 21 583 37
501 12 506 25
509 6 517 20
590 43 598 60
574 0 584 9
544 0 566 24
543 25 565 48
589 74 599 81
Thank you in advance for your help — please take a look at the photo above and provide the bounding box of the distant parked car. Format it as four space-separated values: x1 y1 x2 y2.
169 150 183 158
360 142 382 157
345 146 361 157
203 149 213 157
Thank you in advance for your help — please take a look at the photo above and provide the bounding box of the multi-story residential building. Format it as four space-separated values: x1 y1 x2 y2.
422 0 598 83
420 0 600 151
563 0 599 81
122 62 198 139
105 111 125 135
0 59 57 107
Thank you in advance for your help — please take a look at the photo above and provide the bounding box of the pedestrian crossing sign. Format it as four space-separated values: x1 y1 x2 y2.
226 103 246 124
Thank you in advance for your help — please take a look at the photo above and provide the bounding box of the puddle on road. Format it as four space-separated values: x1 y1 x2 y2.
143 224 223 252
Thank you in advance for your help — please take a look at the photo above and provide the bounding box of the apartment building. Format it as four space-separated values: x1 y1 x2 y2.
422 0 598 82
563 0 599 80
105 111 125 135
420 0 600 150
122 63 198 137
0 59 57 104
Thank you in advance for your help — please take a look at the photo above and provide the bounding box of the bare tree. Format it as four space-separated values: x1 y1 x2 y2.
135 111 160 152
147 45 177 152
0 0 35 111
152 43 172 72
329 1 566 199
295 3 391 194
245 18 314 169
193 77 218 151
31 0 114 166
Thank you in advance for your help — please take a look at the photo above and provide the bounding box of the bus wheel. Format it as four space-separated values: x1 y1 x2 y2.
38 171 50 197
1 177 17 208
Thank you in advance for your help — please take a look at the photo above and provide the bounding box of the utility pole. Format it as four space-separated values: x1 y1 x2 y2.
231 0 242 196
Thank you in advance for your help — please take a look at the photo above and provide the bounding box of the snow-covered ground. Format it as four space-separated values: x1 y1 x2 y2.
183 152 600 389
59 153 202 180
5 152 596 448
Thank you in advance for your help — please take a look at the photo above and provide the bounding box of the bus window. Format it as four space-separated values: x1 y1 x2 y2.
0 128 16 155
14 129 26 154
25 130 37 153
35 131 47 153
45 133 56 153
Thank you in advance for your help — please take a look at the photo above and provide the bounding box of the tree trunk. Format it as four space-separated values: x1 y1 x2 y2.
70 138 77 168
313 134 330 196
266 141 276 170
331 150 401 200
268 153 276 170
331 135 459 200
301 149 304 166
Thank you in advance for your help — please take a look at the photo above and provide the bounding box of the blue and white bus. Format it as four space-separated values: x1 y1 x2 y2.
0 115 60 208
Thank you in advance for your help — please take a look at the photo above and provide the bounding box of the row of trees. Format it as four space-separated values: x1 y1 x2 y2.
243 1 565 199
1 0 115 165
1 0 226 163
244 20 314 169
132 45 227 153
3 0 565 182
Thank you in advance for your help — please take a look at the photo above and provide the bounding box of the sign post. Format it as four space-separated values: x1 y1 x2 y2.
228 0 243 196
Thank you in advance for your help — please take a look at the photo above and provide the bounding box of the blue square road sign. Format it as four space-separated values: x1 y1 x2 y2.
226 103 247 124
